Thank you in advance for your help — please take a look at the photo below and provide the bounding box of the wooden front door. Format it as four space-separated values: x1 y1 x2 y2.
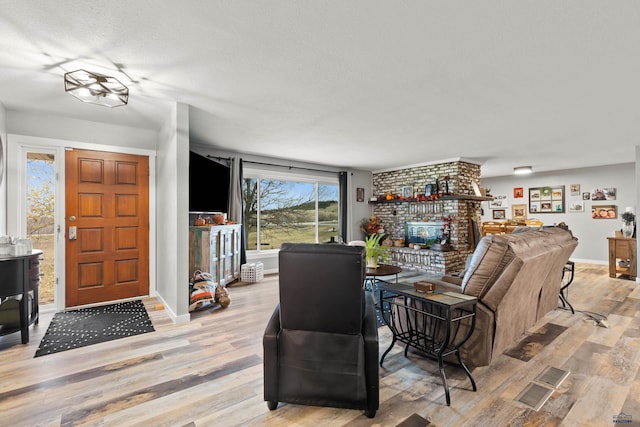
65 149 149 307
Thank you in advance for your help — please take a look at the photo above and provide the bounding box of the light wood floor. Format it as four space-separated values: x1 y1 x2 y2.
1 263 639 427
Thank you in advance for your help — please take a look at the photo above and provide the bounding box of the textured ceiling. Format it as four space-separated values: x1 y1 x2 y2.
1 1 640 177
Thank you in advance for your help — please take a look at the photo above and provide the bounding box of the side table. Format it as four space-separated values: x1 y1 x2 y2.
378 282 477 405
607 237 636 280
365 264 402 302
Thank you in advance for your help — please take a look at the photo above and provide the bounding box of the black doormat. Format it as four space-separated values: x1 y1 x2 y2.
34 300 155 358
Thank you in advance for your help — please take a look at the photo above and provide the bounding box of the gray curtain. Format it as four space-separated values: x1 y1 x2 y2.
228 157 247 264
339 171 348 243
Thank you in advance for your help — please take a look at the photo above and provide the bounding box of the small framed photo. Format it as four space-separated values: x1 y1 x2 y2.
425 183 434 196
569 202 584 213
492 209 506 220
512 204 527 220
530 189 541 201
570 184 580 196
582 192 590 200
356 187 365 202
402 186 413 198
514 187 524 198
490 194 509 208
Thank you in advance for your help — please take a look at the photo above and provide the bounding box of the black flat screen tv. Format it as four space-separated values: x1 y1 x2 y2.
189 151 230 213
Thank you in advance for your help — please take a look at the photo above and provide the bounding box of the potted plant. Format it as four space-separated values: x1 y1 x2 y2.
365 233 390 268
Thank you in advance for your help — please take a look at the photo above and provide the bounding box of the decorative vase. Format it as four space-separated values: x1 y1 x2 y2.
366 256 379 269
622 221 634 238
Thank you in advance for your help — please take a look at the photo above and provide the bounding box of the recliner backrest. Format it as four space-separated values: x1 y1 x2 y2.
278 243 366 334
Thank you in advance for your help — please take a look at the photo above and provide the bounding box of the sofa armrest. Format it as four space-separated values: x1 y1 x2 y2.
263 304 280 402
440 274 463 286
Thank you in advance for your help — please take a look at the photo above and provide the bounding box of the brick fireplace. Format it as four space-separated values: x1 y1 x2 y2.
370 160 486 274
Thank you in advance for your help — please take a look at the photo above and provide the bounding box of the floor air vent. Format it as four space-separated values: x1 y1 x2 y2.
534 366 570 389
515 366 570 411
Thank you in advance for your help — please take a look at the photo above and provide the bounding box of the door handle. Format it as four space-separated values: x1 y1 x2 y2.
69 226 77 240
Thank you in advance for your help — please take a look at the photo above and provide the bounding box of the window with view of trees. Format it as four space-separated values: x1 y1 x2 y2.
26 152 56 305
243 174 339 251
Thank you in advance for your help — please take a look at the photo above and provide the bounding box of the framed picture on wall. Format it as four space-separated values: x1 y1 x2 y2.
401 186 413 198
512 204 527 220
570 184 580 196
569 202 584 213
514 187 524 198
592 204 617 219
592 187 616 201
492 209 506 220
490 194 508 208
529 186 565 213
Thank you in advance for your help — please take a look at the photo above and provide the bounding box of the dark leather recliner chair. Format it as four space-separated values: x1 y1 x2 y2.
263 243 379 418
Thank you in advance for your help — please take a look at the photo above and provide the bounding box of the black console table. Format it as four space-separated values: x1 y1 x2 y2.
378 281 477 405
0 250 42 344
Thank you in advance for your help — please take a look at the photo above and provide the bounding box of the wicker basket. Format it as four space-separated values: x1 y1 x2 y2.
241 262 264 282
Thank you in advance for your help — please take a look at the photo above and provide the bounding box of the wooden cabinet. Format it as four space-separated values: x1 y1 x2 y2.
607 237 637 280
189 225 242 286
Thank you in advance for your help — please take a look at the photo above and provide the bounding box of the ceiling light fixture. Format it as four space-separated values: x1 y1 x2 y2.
64 69 129 107
513 166 533 175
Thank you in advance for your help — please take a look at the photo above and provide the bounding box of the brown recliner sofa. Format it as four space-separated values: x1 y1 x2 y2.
420 227 578 367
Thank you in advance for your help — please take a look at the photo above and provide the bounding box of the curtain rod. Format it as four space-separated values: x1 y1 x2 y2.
206 155 341 175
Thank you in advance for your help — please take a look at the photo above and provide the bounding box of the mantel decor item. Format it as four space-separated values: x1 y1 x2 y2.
64 69 129 107
360 215 383 236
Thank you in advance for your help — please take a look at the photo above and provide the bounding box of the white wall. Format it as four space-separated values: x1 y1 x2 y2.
480 163 635 263
349 169 373 241
156 103 190 322
7 110 157 150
